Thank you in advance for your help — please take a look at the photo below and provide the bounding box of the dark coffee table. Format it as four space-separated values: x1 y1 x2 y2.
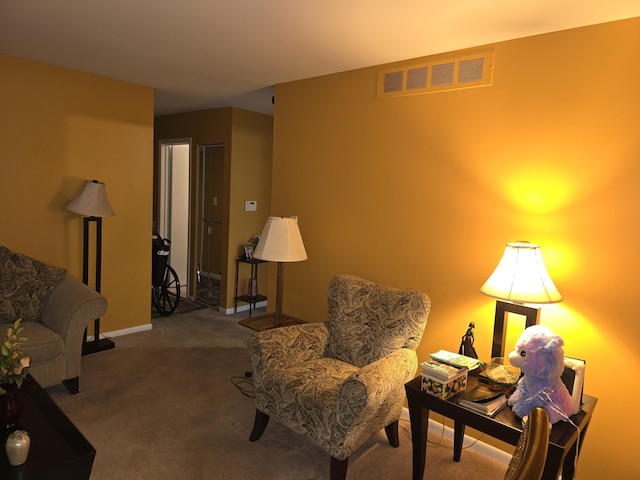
1 375 95 479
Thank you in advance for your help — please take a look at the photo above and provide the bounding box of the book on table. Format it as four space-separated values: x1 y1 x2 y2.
457 385 507 417
429 349 483 372
419 359 463 381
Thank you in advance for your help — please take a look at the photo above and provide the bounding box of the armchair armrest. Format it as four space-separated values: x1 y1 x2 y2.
248 322 330 389
40 275 108 378
335 348 418 455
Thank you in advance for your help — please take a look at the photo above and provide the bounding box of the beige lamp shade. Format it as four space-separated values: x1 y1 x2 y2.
480 241 562 304
66 180 115 217
254 216 307 262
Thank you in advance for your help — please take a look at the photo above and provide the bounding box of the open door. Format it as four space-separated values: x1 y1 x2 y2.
157 140 191 299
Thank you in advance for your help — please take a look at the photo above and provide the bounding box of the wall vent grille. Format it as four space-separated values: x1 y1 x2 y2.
377 49 494 99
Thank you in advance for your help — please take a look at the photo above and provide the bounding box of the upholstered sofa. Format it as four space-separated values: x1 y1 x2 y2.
0 246 107 393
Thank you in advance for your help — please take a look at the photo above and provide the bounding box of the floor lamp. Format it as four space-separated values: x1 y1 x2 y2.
480 241 562 359
66 179 116 355
240 216 307 331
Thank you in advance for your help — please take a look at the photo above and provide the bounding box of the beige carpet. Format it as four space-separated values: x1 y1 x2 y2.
46 308 509 479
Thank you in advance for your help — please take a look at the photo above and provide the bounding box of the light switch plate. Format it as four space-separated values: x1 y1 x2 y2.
245 200 257 212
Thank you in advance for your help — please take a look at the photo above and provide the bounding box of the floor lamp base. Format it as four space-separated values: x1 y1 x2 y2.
82 336 116 356
239 312 304 332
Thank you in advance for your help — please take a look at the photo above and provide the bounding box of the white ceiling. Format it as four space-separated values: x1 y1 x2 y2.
2 1 639 116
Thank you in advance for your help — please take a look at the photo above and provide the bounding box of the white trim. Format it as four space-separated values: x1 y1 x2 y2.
222 300 268 316
400 407 511 465
93 324 153 340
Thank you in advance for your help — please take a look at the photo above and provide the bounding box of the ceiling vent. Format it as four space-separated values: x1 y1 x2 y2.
377 49 494 99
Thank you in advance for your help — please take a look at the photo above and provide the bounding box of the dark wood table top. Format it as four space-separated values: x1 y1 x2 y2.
1 375 95 480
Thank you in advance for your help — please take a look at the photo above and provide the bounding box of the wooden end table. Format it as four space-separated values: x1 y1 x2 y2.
405 375 597 480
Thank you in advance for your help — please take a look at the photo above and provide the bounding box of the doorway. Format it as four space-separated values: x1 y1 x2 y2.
157 140 191 299
196 144 225 307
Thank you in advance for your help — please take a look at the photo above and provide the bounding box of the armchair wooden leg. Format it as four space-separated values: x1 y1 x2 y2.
330 456 349 480
385 420 400 448
249 409 270 442
62 376 80 395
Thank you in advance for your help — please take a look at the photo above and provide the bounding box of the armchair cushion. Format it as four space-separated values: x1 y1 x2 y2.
0 246 66 322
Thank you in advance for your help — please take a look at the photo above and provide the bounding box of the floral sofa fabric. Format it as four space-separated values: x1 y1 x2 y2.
248 274 430 478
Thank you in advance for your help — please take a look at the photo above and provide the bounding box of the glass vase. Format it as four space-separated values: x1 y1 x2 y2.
0 382 23 429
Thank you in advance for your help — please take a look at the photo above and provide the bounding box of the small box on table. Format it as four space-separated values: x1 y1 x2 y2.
420 367 468 399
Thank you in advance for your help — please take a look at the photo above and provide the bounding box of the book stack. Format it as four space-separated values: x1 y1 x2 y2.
429 349 483 373
419 358 468 399
457 385 507 417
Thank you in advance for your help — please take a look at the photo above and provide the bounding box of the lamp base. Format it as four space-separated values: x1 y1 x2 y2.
491 300 539 359
82 337 116 356
239 312 304 332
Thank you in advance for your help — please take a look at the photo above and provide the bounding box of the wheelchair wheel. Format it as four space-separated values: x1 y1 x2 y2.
152 265 181 315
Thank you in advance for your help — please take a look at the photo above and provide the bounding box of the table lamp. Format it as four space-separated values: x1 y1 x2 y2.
66 179 116 355
480 241 562 358
252 216 307 328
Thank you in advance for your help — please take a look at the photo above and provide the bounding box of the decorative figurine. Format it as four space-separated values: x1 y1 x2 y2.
459 321 479 359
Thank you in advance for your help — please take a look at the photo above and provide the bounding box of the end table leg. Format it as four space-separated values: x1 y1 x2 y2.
453 420 466 462
408 400 429 480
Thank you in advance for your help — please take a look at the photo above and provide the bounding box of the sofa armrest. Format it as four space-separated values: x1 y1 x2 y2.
41 275 108 378
336 348 418 454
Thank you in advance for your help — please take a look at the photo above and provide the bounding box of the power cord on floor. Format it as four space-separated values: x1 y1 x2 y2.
399 414 485 449
231 371 256 398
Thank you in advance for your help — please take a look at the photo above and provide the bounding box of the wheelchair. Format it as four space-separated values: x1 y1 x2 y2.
152 234 181 315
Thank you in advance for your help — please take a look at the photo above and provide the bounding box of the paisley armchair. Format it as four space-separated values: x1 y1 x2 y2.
247 274 431 480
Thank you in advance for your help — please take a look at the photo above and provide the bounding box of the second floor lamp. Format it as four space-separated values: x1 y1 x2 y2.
243 216 307 330
66 179 116 355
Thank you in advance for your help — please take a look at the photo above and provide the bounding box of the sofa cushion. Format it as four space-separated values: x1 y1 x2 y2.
0 246 67 322
19 321 65 365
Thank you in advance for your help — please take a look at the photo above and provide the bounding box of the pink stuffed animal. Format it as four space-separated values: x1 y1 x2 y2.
507 325 575 424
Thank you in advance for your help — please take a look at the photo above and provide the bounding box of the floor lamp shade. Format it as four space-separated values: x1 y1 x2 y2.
480 241 562 358
66 180 115 218
253 216 307 262
66 179 115 355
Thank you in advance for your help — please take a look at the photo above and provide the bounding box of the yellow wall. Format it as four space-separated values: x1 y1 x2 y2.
0 54 154 335
154 108 273 308
271 18 640 479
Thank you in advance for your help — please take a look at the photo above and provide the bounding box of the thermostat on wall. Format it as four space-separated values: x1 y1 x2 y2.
245 200 257 212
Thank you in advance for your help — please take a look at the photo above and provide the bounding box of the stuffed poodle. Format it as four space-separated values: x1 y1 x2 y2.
507 325 575 424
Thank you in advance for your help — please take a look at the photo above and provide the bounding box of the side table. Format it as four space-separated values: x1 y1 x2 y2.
233 257 267 317
405 376 597 480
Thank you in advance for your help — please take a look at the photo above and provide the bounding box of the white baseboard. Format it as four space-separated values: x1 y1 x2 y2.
221 300 268 316
400 407 511 465
91 323 153 341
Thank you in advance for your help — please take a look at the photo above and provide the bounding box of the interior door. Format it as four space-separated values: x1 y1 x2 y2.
197 144 225 306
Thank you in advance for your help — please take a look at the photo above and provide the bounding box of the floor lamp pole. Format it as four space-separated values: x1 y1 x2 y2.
274 261 285 327
82 216 115 355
